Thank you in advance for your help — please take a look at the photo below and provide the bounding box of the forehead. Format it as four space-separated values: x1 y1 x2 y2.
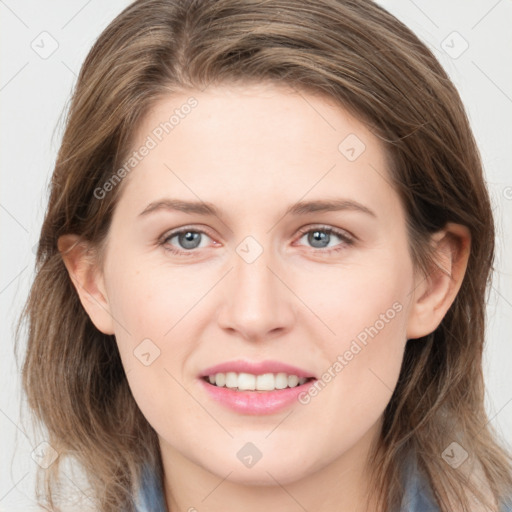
113 83 399 223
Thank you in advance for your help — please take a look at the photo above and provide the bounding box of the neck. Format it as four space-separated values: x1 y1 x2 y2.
160 419 383 512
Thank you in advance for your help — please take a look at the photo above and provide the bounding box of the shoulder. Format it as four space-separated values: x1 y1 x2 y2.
399 452 512 512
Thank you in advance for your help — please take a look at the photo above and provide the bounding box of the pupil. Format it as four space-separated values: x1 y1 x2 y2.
180 231 200 249
309 230 329 248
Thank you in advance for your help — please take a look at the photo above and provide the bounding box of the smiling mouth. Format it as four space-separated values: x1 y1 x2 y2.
202 372 316 392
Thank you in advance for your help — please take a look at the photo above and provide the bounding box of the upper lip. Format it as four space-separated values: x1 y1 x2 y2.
199 360 317 379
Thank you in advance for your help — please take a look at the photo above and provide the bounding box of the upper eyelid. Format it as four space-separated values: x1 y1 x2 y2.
161 224 215 240
296 224 354 240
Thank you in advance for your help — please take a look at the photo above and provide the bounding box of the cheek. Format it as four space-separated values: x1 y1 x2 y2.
104 257 211 407
300 253 412 351
300 253 412 420
106 256 208 343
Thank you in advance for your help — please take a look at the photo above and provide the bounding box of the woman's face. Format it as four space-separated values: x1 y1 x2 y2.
94 83 420 485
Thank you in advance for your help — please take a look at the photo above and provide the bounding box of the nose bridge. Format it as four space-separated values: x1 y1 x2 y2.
216 235 294 340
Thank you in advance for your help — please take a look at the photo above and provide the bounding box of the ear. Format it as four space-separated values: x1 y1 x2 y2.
57 234 115 335
406 223 471 340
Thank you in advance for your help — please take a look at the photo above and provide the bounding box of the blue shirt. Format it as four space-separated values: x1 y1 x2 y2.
398 452 512 512
134 454 512 512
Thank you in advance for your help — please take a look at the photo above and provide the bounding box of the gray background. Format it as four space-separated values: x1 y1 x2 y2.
1 1 511 510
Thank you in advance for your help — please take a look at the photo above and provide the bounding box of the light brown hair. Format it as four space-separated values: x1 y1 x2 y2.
17 0 512 510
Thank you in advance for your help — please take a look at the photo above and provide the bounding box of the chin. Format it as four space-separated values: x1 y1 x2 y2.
203 454 314 487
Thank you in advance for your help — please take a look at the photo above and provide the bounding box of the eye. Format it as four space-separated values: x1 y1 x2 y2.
159 225 355 257
294 225 354 253
159 227 216 255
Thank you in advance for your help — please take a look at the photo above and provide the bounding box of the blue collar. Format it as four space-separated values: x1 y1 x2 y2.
134 464 167 511
399 451 440 511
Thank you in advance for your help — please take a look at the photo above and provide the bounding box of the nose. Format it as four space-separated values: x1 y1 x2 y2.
216 241 296 342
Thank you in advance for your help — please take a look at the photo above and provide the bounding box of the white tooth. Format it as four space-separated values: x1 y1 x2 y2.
215 373 226 387
275 373 288 389
225 372 238 388
256 373 275 391
288 375 299 387
210 372 308 390
238 372 256 390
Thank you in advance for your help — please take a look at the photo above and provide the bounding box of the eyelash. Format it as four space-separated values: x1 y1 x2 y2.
159 225 355 257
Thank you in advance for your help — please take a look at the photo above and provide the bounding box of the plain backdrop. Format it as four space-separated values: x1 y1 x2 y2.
1 1 511 510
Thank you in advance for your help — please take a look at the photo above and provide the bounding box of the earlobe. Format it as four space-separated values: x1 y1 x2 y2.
406 223 471 340
57 234 115 335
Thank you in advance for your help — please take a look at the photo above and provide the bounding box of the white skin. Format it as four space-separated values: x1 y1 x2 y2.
59 83 470 512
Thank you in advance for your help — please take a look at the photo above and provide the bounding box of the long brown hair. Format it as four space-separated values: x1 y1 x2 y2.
17 0 512 510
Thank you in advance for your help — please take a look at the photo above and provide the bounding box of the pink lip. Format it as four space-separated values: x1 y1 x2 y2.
199 359 316 379
198 359 317 415
198 378 317 415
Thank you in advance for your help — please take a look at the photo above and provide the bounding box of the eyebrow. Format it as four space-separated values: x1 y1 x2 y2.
138 198 376 219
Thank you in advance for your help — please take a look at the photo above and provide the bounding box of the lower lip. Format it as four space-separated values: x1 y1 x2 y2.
198 378 317 415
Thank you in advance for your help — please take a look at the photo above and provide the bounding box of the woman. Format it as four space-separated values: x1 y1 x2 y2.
18 0 512 511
